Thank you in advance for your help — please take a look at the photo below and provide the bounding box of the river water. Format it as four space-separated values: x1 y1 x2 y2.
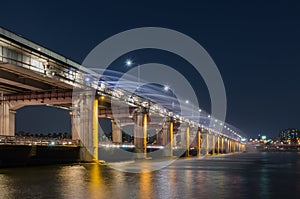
0 152 299 199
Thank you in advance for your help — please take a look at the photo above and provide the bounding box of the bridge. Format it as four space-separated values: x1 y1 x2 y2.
0 26 246 162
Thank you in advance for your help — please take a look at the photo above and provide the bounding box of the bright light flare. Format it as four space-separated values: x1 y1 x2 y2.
125 59 132 66
164 85 169 91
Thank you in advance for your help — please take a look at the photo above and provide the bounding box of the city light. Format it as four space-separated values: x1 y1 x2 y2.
99 95 105 101
84 76 91 83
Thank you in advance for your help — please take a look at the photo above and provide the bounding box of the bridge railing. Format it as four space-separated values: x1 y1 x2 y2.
0 26 91 74
0 135 78 146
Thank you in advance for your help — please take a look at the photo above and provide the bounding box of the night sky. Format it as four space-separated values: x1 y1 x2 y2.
1 1 299 138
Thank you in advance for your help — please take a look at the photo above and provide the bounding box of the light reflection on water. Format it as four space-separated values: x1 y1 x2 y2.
0 152 299 199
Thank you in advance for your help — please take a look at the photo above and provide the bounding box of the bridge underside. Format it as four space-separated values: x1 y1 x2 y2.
0 62 73 94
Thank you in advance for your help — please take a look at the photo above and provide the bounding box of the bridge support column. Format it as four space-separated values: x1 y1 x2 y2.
173 128 178 148
179 127 185 148
156 129 159 145
217 136 220 154
111 120 122 144
73 92 98 162
71 112 79 141
205 133 209 155
233 141 236 153
170 122 174 154
134 112 147 159
240 143 243 152
197 129 201 157
179 124 189 156
92 99 98 161
228 140 231 153
212 134 215 155
161 123 168 156
9 110 15 136
162 119 174 157
185 126 190 157
0 101 15 136
221 137 224 153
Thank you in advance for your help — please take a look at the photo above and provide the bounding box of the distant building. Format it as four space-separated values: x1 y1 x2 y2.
279 128 300 144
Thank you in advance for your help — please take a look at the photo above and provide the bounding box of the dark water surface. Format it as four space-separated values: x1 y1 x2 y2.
0 152 299 199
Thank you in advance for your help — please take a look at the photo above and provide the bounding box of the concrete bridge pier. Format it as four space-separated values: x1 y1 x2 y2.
111 120 122 144
184 125 190 157
211 134 216 155
241 144 246 152
178 124 189 156
0 100 15 136
197 129 201 157
221 137 225 153
228 139 231 153
160 121 169 155
71 112 79 141
228 139 236 153
189 127 196 150
133 110 147 159
73 92 98 162
202 132 209 155
162 118 174 157
217 136 221 154
233 140 236 152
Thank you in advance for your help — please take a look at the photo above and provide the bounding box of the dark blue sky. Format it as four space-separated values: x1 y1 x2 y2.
2 0 300 138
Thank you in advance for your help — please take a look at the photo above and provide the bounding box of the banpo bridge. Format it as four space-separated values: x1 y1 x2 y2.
0 27 246 162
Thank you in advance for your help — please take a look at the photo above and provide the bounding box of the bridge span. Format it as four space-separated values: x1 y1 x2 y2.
0 26 246 162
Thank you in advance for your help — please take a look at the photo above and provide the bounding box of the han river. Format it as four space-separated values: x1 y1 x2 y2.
0 152 299 199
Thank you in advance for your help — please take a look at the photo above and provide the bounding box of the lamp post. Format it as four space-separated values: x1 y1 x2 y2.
126 59 141 90
164 85 176 109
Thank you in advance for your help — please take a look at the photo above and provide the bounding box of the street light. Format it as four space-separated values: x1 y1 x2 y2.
125 59 132 66
164 85 170 91
125 58 140 87
163 85 176 109
163 85 176 96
